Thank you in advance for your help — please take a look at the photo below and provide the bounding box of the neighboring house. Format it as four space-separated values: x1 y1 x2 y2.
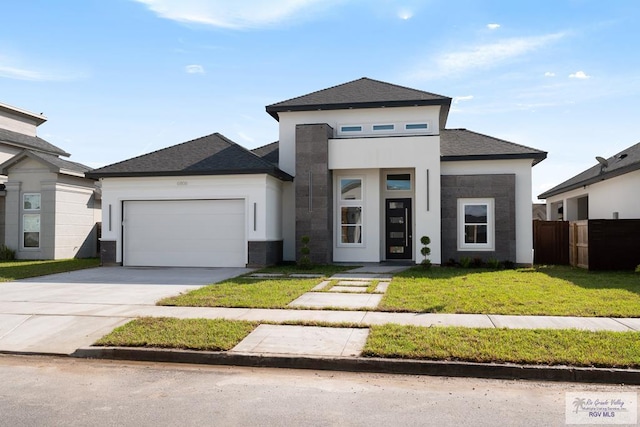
89 78 546 267
532 203 547 220
0 102 100 259
538 141 640 220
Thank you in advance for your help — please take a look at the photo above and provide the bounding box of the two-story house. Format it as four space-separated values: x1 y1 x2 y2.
90 78 546 267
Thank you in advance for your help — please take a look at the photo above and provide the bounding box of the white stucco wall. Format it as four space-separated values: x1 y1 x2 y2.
441 159 535 264
99 174 281 263
277 105 441 176
544 169 640 220
53 180 100 259
0 107 42 137
329 135 442 264
277 106 442 263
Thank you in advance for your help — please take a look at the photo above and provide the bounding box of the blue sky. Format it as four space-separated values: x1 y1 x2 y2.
2 0 639 200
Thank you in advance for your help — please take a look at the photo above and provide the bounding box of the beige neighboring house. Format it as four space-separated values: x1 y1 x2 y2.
0 102 100 259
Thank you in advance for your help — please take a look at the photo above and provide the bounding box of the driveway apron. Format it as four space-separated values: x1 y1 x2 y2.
0 267 251 354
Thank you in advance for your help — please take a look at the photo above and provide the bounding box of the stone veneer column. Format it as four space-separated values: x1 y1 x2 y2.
295 123 333 264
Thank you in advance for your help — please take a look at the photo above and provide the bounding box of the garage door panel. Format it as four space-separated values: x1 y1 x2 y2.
124 200 245 267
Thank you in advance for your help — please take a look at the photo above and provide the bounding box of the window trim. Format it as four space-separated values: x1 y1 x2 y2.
337 176 364 247
457 198 494 251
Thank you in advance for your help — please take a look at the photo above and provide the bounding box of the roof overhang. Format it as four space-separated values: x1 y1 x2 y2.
86 168 294 182
538 162 640 199
441 152 548 166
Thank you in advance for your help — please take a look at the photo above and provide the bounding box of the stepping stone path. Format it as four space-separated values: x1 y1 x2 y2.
233 265 410 358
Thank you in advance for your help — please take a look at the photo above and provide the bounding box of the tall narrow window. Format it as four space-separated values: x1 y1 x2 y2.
339 178 363 245
23 193 41 248
458 198 494 250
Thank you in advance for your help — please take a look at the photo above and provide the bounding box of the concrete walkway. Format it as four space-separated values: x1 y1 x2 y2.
1 265 639 358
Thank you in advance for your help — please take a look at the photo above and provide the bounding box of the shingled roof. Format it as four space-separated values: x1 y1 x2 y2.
441 129 547 165
538 141 640 199
266 77 452 128
0 128 70 157
251 141 279 166
0 150 91 177
86 133 293 181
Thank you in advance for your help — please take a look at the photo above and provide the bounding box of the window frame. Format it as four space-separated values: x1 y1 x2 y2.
22 193 42 249
337 177 364 247
457 198 495 251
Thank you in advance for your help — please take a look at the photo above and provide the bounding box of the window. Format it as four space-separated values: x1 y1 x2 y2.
24 193 41 210
386 174 411 191
23 214 40 248
405 123 429 130
338 178 363 245
458 198 494 250
340 125 362 133
373 124 394 131
340 178 362 200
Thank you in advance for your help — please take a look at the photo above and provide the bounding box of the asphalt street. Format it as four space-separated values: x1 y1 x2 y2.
1 355 638 427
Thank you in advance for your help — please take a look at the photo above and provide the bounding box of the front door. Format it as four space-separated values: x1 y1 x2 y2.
385 198 412 260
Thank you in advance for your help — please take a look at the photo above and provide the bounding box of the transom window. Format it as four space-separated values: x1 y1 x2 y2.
338 178 363 245
373 124 394 131
340 125 362 133
405 123 429 130
386 174 411 191
458 198 494 250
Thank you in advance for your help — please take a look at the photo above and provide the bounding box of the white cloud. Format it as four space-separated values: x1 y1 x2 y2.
453 95 474 104
132 0 338 29
544 71 555 77
185 64 205 74
487 23 500 30
569 70 590 79
397 8 414 20
410 32 565 80
237 131 255 143
0 54 87 81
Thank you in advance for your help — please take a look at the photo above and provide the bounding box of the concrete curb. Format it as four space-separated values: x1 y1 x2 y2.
72 347 640 385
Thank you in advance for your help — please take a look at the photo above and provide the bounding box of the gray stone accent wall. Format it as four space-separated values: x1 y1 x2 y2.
441 174 516 263
295 123 333 264
248 240 283 267
99 240 119 266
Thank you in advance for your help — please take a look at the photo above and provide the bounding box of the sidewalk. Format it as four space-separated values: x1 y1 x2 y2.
4 265 640 384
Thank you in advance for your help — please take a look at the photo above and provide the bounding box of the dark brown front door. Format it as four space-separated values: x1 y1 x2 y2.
385 198 412 260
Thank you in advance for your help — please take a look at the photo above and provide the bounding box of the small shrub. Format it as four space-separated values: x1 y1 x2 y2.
459 257 472 268
298 235 312 269
443 258 458 267
636 264 640 274
419 236 431 269
487 258 501 269
471 257 484 268
0 245 15 261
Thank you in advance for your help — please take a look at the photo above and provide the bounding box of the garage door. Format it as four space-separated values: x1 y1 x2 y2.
123 200 245 267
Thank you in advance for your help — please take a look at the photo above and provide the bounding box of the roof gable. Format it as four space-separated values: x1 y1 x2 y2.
87 133 293 181
0 150 91 177
266 77 452 127
0 128 70 157
538 141 640 199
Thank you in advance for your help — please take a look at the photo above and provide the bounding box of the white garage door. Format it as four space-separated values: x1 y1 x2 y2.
123 200 245 267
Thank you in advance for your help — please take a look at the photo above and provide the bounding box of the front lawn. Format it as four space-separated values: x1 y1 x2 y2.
379 266 640 317
0 258 100 282
95 317 257 351
158 277 320 308
363 324 640 368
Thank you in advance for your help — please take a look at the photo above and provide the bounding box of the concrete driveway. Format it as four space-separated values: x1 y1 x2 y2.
0 266 251 355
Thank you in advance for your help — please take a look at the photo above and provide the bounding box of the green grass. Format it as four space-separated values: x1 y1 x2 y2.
363 324 640 368
252 264 358 277
158 277 320 308
0 258 100 282
95 317 257 351
379 265 640 317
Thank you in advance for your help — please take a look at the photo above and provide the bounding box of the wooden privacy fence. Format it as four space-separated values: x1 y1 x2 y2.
533 220 569 265
534 219 640 270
